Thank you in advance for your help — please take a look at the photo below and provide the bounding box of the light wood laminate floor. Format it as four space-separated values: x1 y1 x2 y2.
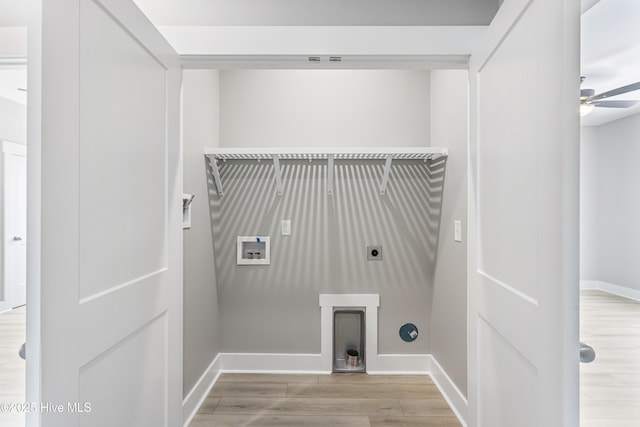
580 290 640 427
0 306 26 427
4 291 638 426
190 373 461 427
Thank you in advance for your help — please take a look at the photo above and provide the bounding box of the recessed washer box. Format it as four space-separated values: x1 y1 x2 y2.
237 236 270 265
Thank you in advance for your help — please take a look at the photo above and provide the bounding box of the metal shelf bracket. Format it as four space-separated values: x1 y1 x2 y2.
272 155 283 195
379 155 393 196
327 154 335 196
207 155 224 196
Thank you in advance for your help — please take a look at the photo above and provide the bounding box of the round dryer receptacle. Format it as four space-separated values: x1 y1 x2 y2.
399 323 419 342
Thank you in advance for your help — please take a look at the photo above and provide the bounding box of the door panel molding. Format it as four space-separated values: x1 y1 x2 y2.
30 0 182 426
468 0 579 425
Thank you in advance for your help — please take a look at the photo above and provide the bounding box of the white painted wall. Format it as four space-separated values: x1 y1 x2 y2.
182 70 222 396
214 69 435 356
0 27 27 57
0 96 26 298
0 96 27 144
219 69 430 148
430 70 468 396
581 113 640 291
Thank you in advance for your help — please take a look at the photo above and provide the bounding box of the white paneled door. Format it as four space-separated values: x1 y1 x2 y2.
468 0 580 426
28 1 182 426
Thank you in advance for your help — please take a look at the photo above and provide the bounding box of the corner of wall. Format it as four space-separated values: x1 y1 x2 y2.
182 353 222 427
182 69 223 399
428 69 469 398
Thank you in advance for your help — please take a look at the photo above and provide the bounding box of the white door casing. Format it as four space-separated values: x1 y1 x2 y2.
28 1 182 426
468 0 580 426
3 141 27 310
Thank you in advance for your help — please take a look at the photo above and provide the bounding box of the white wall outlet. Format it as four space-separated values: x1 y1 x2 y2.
454 220 462 242
281 220 292 236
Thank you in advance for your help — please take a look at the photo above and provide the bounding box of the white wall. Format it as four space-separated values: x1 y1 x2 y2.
182 70 222 397
0 96 26 313
581 113 640 291
0 96 27 144
214 69 436 355
219 69 430 148
430 70 468 396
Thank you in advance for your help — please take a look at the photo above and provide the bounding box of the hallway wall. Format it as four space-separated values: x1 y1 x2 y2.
0 97 26 144
581 113 640 292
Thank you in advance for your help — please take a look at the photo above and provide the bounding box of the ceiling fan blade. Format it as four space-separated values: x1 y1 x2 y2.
591 81 640 101
592 100 639 108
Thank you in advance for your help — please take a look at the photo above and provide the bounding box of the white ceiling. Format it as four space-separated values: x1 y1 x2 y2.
0 0 26 26
131 0 499 26
2 0 639 126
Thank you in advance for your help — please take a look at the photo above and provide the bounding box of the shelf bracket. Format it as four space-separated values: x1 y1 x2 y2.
272 155 283 195
379 155 393 195
327 154 334 196
207 155 224 196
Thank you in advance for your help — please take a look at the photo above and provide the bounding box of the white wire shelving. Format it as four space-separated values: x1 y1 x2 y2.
204 147 448 197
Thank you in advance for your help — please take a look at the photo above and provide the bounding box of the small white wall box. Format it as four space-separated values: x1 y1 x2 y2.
237 236 270 265
182 194 194 229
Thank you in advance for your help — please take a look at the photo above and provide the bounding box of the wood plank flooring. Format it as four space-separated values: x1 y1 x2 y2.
3 290 637 426
190 374 461 427
0 306 26 427
580 290 640 427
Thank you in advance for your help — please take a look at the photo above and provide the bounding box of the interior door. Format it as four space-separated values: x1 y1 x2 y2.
468 0 580 426
28 1 182 426
3 141 27 309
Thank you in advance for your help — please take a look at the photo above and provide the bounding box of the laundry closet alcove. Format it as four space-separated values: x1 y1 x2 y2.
204 145 449 372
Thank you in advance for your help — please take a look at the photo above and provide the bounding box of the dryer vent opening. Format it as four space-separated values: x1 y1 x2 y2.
333 309 365 373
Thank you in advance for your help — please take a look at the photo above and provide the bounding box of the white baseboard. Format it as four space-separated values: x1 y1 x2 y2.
218 352 434 375
219 353 328 374
429 355 468 427
581 280 640 302
182 353 222 427
368 353 431 374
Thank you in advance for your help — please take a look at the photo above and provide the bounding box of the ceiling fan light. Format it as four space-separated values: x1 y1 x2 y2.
580 102 595 116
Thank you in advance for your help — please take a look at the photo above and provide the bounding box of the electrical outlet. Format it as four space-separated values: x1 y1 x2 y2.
281 220 291 236
367 245 382 260
454 221 462 242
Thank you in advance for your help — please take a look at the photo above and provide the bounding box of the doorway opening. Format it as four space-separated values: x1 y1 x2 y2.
0 64 28 427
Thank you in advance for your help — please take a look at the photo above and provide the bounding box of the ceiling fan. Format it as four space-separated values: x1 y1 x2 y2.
580 77 640 116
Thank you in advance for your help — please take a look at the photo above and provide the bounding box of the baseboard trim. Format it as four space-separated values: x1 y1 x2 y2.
581 280 640 302
182 353 222 427
429 355 468 427
219 353 328 374
217 352 435 375
368 353 432 374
